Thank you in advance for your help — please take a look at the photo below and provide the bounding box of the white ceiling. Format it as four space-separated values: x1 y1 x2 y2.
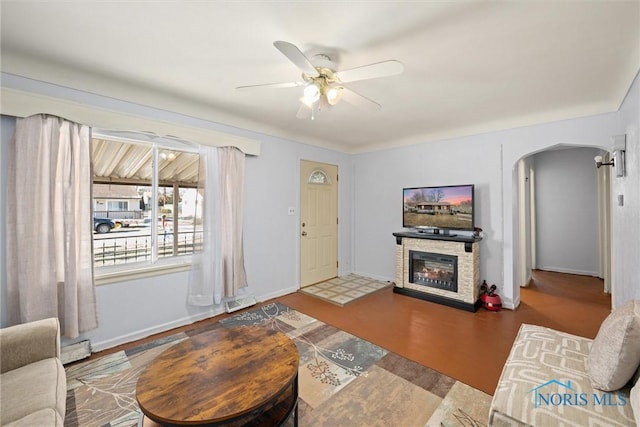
1 1 639 153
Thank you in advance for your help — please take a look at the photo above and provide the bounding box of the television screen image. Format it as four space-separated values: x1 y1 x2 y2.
403 184 474 231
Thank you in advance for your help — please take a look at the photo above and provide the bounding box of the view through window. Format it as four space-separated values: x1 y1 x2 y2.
92 134 203 269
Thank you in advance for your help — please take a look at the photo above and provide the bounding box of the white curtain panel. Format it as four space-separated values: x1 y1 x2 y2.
219 146 248 298
6 114 98 338
188 146 248 306
188 145 222 305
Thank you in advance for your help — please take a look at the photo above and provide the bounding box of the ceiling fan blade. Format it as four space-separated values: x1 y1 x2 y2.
236 81 303 90
274 41 319 77
339 86 381 111
336 60 404 83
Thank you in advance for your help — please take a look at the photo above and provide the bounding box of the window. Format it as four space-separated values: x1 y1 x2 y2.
92 132 202 275
308 169 329 184
107 201 128 211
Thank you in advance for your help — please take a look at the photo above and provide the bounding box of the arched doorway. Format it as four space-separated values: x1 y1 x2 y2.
511 144 611 302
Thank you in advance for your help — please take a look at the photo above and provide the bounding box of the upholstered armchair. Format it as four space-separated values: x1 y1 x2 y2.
0 318 67 426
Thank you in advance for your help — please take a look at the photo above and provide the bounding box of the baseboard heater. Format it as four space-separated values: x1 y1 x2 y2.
61 340 92 365
225 295 257 313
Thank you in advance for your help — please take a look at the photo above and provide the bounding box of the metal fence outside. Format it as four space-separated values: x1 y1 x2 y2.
94 231 203 266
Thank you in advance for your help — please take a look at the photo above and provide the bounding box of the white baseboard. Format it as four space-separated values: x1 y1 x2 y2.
90 288 300 352
536 266 599 277
258 286 299 301
90 308 224 352
501 296 519 310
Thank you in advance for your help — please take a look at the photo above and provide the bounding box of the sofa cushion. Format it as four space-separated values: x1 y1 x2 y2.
0 358 66 425
4 409 63 427
489 324 635 426
589 300 640 391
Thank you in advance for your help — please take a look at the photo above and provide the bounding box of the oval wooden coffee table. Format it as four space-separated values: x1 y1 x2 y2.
136 326 299 426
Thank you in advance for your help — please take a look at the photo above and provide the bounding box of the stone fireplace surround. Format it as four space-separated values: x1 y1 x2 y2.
393 232 482 312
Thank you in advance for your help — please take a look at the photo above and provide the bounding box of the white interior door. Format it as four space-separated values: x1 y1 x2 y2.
300 160 338 287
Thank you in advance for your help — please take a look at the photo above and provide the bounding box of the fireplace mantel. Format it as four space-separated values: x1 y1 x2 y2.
393 232 482 312
392 231 481 252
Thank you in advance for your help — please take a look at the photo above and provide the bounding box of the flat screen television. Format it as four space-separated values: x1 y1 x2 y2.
403 184 474 233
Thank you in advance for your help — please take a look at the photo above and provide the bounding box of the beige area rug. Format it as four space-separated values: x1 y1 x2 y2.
64 303 492 427
299 274 394 306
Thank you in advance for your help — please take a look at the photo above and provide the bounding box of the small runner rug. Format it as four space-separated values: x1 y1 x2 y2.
299 274 394 306
64 303 491 427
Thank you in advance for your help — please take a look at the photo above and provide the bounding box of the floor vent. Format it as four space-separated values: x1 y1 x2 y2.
225 295 257 313
61 340 92 365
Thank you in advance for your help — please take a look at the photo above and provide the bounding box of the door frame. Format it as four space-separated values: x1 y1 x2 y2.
514 146 611 293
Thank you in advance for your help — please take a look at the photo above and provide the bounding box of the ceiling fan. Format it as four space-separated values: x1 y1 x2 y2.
236 41 404 120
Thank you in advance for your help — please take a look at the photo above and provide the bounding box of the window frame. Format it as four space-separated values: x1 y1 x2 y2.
91 130 201 284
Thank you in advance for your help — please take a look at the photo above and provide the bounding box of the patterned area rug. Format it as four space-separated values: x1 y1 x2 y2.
64 303 491 427
299 274 393 306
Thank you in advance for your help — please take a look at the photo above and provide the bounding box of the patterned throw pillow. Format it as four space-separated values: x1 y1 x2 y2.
589 300 640 391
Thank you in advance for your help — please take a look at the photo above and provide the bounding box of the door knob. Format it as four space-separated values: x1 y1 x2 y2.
301 231 307 236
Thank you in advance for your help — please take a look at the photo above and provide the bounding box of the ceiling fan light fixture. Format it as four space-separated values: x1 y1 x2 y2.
326 86 342 106
300 97 314 109
303 83 320 103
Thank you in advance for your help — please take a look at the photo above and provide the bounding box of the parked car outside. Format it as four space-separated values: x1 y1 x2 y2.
112 218 136 228
94 217 116 234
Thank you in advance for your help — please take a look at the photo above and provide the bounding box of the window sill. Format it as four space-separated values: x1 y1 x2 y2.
95 260 192 286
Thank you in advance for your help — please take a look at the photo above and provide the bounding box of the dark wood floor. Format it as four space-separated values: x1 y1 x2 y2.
89 269 611 396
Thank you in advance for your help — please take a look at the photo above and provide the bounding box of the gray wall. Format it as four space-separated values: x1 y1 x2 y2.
351 72 639 310
1 71 638 349
0 112 352 349
0 74 353 349
350 120 610 306
612 69 640 307
533 147 600 275
352 133 502 288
